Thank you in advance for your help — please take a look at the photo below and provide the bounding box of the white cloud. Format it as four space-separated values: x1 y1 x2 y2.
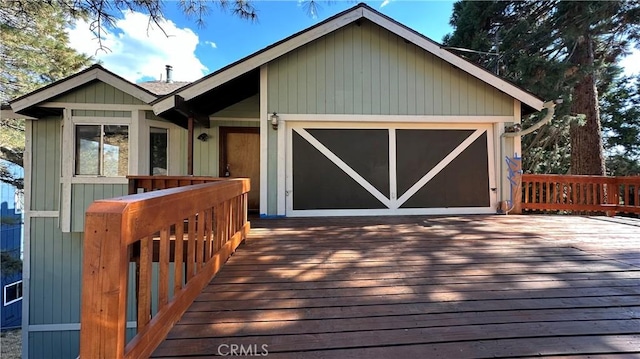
205 40 217 49
380 0 393 8
67 11 207 82
620 48 640 76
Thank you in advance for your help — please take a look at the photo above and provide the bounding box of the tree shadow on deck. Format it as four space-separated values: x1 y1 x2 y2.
153 215 640 358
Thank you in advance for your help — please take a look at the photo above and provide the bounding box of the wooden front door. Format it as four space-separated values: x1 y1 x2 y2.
220 127 260 212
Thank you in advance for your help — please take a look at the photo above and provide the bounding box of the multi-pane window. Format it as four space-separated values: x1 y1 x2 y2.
75 125 129 176
149 127 168 175
3 280 22 306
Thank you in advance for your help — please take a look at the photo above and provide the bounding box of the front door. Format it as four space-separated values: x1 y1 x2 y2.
220 127 260 212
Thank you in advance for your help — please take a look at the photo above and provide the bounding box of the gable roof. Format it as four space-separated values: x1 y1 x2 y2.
138 81 191 95
153 3 544 115
10 64 158 115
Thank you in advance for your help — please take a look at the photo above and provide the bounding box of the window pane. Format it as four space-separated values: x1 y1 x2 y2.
150 127 168 175
75 125 100 175
4 281 22 305
103 125 129 176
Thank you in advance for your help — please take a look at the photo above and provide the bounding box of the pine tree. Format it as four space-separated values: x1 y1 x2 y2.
444 0 640 175
0 2 94 188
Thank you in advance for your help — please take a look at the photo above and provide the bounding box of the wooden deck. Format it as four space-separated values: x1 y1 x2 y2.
152 215 640 358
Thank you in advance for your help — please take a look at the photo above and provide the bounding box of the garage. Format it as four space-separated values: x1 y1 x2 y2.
285 122 497 216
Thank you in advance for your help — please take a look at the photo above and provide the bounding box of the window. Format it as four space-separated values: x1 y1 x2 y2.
75 125 129 176
3 280 22 306
150 127 168 175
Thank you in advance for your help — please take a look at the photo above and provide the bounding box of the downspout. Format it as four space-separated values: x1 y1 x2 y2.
499 99 562 213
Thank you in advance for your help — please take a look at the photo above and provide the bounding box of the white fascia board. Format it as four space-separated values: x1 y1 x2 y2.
152 9 364 115
11 68 100 113
11 69 157 114
95 72 157 103
361 8 545 111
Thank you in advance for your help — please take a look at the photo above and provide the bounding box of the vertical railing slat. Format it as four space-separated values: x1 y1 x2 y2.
158 227 170 307
174 221 184 294
138 236 153 332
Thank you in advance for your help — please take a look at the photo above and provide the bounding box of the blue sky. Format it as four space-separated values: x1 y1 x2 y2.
67 0 639 83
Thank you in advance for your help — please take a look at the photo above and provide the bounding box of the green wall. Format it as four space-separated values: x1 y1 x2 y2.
70 184 128 232
52 81 146 105
31 118 61 211
268 20 514 116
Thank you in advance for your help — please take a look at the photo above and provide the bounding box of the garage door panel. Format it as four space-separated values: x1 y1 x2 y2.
307 129 390 197
292 131 388 210
401 132 490 208
396 129 474 196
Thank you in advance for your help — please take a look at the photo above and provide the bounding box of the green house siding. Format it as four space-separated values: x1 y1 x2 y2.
186 120 259 177
29 331 80 359
70 184 128 232
29 218 83 325
212 94 260 118
267 20 514 116
52 81 146 105
31 118 61 211
72 109 132 117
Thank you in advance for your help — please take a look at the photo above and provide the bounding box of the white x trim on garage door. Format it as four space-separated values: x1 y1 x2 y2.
285 122 497 217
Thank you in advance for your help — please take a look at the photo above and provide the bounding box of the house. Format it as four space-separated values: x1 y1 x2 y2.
9 3 544 357
0 160 23 329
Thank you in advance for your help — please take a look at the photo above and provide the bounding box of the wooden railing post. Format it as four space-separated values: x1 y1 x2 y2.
80 203 130 359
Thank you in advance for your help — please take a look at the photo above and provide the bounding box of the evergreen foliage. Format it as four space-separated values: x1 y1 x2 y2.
444 0 640 175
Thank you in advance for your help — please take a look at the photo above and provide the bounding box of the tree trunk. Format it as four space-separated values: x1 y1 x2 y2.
569 34 606 175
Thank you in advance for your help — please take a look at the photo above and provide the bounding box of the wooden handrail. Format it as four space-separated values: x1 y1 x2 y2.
127 175 227 194
80 179 250 359
520 174 639 215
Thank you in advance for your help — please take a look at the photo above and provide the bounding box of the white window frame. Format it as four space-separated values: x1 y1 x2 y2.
141 119 174 176
71 116 132 178
4 280 23 306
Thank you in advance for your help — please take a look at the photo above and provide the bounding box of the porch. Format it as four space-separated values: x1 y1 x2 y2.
79 175 640 358
152 215 640 358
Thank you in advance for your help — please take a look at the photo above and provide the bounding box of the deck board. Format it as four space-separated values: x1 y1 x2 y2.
152 215 640 358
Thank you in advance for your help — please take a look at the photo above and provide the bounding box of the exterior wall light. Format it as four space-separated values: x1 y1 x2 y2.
271 112 279 130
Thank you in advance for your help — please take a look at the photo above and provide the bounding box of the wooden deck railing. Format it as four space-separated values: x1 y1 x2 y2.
127 175 227 194
521 174 640 215
80 179 250 359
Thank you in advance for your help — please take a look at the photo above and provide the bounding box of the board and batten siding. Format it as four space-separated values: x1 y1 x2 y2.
267 20 514 117
30 118 61 211
212 94 259 119
70 184 128 232
52 80 146 105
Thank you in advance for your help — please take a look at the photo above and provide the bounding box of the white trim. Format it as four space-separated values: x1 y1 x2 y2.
70 116 132 124
210 116 261 123
130 110 141 175
28 321 137 332
60 109 73 232
11 68 156 113
152 5 543 116
28 211 59 217
388 129 397 202
288 207 496 217
96 71 156 103
70 177 128 184
259 65 268 216
395 129 484 208
153 9 364 114
40 102 152 111
276 120 286 216
361 7 544 110
278 114 516 123
3 280 23 306
286 121 496 216
22 120 32 359
293 128 392 208
1 107 36 120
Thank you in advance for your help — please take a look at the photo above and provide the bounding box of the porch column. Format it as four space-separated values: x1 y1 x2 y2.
187 117 194 175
